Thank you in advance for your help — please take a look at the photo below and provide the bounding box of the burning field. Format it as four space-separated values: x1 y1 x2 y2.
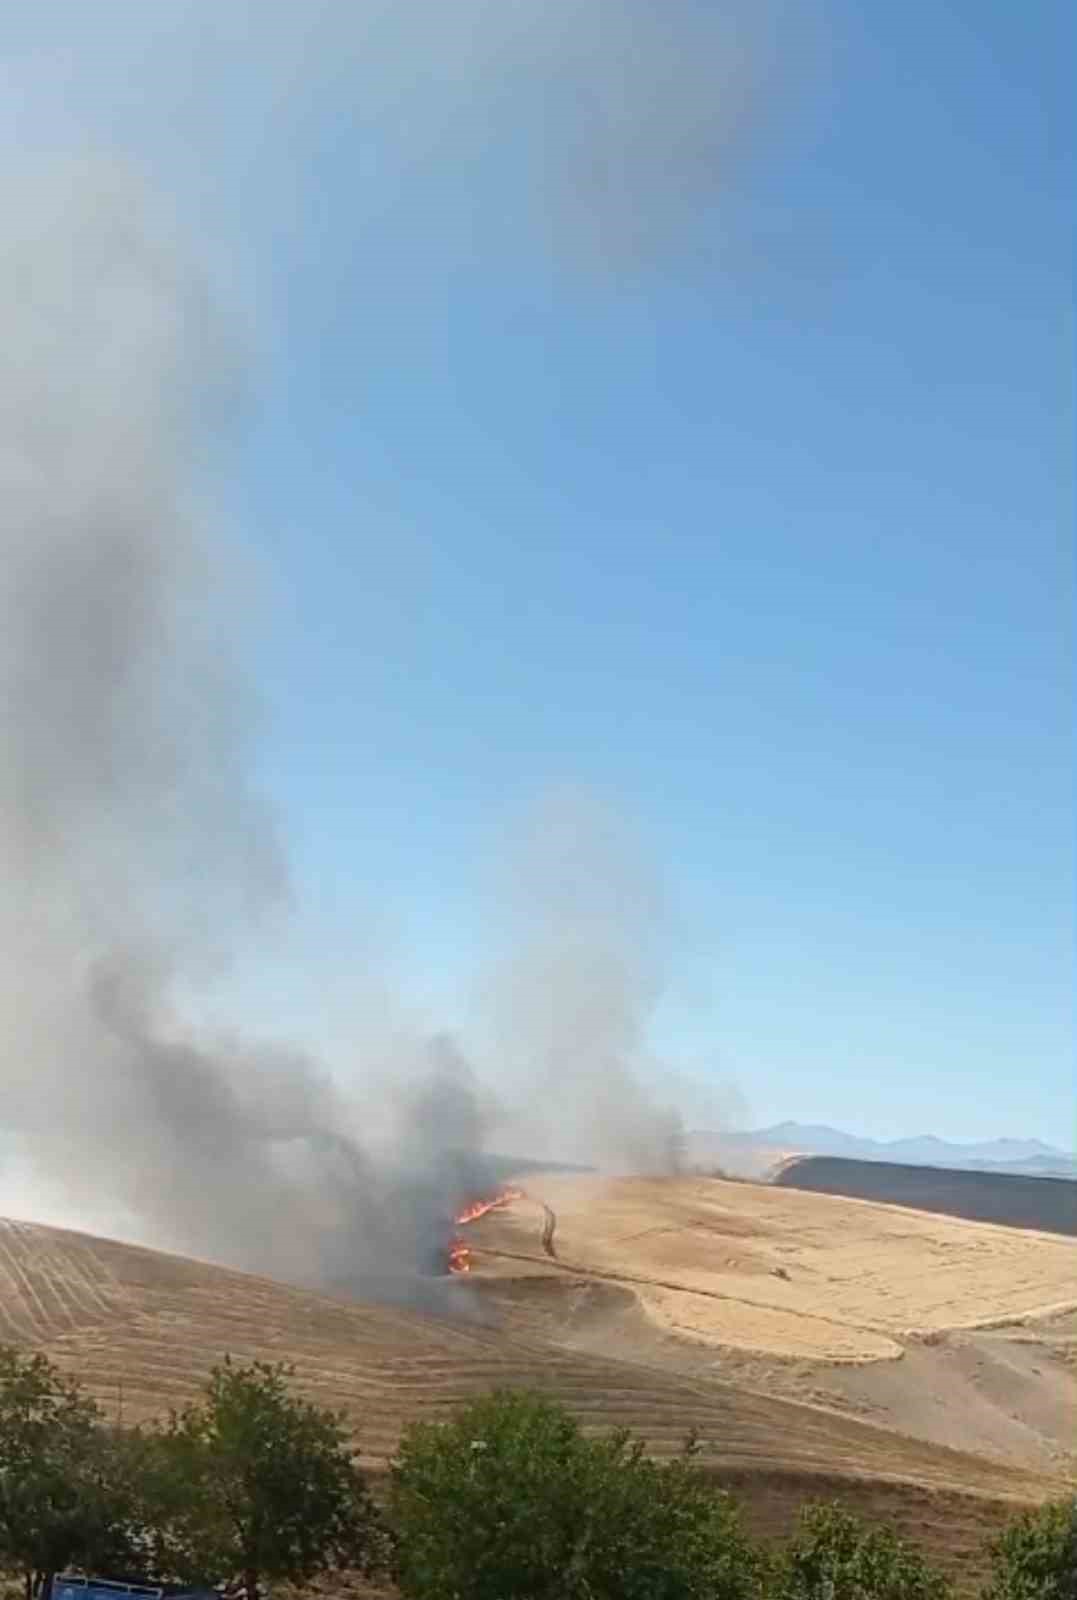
447 1187 525 1274
442 1171 1077 1478
0 1199 1072 1597
456 1172 1077 1346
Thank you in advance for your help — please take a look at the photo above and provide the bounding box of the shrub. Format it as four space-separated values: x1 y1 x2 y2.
389 1388 763 1600
983 1500 1077 1600
778 1502 951 1600
159 1357 383 1594
0 1348 150 1598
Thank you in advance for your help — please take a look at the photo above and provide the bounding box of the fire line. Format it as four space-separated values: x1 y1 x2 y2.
448 1186 524 1273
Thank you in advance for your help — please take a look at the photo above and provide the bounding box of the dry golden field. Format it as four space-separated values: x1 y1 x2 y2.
466 1174 1077 1475
2 1170 1075 1595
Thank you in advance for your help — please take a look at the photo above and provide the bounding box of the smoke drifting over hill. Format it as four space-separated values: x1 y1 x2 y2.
0 1 799 1289
0 165 683 1290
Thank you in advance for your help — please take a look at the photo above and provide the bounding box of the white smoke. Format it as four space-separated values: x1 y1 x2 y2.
0 0 806 281
0 162 488 1284
484 787 683 1173
0 0 802 1284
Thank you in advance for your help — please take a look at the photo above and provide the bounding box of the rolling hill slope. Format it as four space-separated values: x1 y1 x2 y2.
0 1209 1059 1495
466 1174 1077 1349
461 1173 1077 1478
773 1156 1077 1234
1 1188 1074 1596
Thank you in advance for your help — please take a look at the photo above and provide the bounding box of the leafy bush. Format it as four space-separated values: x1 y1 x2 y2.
0 1348 150 1598
389 1388 764 1600
778 1502 951 1600
159 1357 383 1594
983 1500 1077 1600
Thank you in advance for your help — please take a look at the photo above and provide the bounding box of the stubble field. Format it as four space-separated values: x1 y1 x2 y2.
2 1169 1074 1594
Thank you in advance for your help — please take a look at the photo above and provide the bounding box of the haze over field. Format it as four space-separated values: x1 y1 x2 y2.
0 7 752 1285
0 0 1070 1291
689 1127 1077 1180
1 1174 1074 1593
0 214 679 1268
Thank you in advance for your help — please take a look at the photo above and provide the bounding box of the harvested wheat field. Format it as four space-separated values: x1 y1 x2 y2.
1 1182 1075 1596
464 1174 1077 1348
461 1173 1077 1477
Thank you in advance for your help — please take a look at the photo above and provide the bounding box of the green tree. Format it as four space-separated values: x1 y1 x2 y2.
0 1348 148 1599
389 1388 763 1600
983 1500 1077 1600
160 1357 381 1596
778 1503 951 1600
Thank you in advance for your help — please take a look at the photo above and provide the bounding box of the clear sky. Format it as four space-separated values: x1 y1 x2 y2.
4 1 1072 1144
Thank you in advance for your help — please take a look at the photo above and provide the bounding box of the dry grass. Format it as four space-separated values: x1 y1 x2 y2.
468 1175 1077 1358
1 1181 1074 1597
0 1212 1055 1494
464 1175 1077 1479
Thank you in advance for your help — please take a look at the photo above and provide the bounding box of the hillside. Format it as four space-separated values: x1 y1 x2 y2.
0 1207 1059 1489
1 1185 1075 1595
461 1173 1077 1476
774 1156 1077 1235
466 1173 1077 1349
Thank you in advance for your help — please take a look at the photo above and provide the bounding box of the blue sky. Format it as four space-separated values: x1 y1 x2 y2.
6 0 1072 1143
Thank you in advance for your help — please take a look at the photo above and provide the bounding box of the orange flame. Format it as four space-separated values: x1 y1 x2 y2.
454 1186 524 1226
447 1187 524 1273
447 1237 472 1273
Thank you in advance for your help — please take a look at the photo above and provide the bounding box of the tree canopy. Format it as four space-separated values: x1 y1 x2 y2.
160 1358 382 1593
777 1503 951 1600
984 1500 1077 1600
389 1387 763 1600
3 1351 1063 1600
0 1347 148 1598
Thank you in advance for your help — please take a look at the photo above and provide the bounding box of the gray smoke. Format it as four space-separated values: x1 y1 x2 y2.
0 164 677 1277
483 787 685 1176
0 163 494 1290
0 0 794 1287
1 0 806 283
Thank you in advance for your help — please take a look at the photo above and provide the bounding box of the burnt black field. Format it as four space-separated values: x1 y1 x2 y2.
774 1155 1077 1236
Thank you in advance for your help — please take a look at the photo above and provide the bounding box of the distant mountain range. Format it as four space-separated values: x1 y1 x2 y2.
686 1123 1077 1180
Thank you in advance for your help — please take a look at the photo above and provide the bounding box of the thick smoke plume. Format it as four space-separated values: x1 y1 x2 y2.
0 165 680 1288
0 0 789 1290
0 163 500 1288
